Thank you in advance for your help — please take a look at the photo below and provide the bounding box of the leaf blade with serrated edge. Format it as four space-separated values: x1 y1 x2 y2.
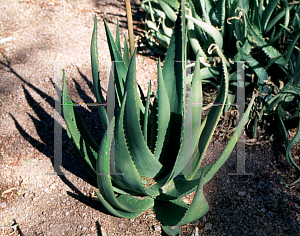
153 168 208 227
123 49 165 178
62 70 98 179
97 110 155 213
154 57 171 159
113 92 160 197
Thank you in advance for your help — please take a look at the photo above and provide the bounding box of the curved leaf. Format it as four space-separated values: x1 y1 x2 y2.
153 168 208 226
154 57 171 158
123 49 165 178
185 14 223 50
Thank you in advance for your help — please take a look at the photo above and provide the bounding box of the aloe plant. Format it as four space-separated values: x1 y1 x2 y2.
141 0 300 125
62 2 255 235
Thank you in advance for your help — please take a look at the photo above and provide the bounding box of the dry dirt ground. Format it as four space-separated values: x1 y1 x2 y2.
1 0 300 235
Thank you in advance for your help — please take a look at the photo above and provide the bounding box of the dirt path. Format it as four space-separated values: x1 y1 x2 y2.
1 0 300 235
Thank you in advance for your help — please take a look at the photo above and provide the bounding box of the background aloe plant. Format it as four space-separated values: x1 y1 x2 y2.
141 0 300 185
62 1 255 235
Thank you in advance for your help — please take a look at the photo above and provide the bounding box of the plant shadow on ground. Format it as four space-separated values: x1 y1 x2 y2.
0 56 121 219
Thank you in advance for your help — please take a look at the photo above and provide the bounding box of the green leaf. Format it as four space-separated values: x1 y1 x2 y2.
103 18 128 110
62 70 98 179
162 225 180 235
187 18 207 59
234 43 268 95
185 14 223 50
143 81 152 143
158 0 177 22
153 168 208 226
202 96 255 184
184 45 229 179
279 116 300 185
123 49 165 178
114 91 160 197
91 15 107 128
240 8 286 67
97 113 155 213
94 191 141 218
115 18 121 53
285 32 300 65
157 163 215 200
265 4 295 34
154 57 171 158
261 0 278 33
199 0 212 25
123 35 130 68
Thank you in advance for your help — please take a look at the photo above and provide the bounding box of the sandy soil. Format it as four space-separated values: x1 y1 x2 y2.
1 0 300 235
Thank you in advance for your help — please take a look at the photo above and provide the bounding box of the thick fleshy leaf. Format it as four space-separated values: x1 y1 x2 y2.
62 70 98 178
115 19 121 53
158 0 177 22
113 92 160 197
265 4 294 34
184 45 229 180
162 225 180 236
199 0 211 25
261 0 278 33
234 44 268 95
94 191 140 218
123 49 165 178
143 81 151 143
162 9 184 115
91 15 107 128
157 163 215 200
240 8 286 67
103 18 127 109
154 57 171 159
278 116 300 186
202 96 255 184
190 50 203 151
97 113 155 213
187 17 207 59
123 35 130 68
185 15 223 50
153 168 208 227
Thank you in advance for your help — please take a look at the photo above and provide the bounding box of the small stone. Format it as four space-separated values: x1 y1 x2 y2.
130 219 134 222
118 223 124 228
238 191 246 196
0 201 7 208
146 214 155 218
191 228 199 236
65 212 69 216
205 223 212 230
82 227 87 231
202 216 207 222
260 208 266 212
50 184 55 189
153 225 161 231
